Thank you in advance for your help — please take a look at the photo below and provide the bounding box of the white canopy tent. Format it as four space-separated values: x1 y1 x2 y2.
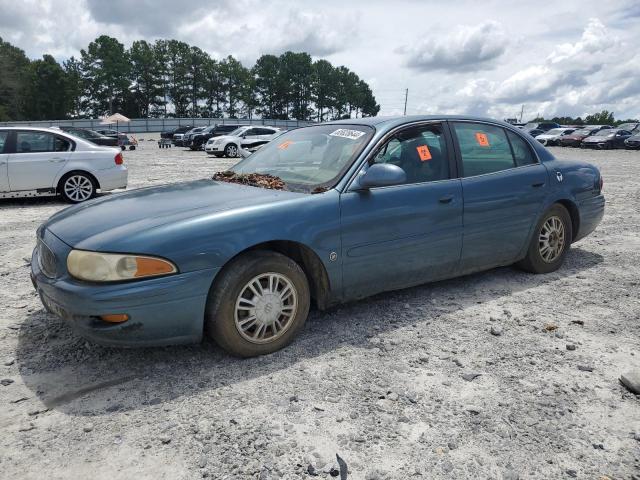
100 113 130 132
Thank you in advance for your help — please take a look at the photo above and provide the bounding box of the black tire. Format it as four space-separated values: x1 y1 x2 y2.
516 204 572 274
205 251 310 357
224 143 238 158
59 171 96 203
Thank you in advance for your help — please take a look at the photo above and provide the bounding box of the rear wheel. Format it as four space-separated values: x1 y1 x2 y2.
59 172 96 203
205 251 310 357
517 204 572 274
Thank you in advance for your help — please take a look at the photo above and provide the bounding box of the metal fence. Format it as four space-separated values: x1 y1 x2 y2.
0 117 314 133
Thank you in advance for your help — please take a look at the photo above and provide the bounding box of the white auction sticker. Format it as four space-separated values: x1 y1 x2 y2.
329 129 366 140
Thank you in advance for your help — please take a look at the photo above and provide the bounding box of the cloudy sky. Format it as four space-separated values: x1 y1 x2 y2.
2 0 639 120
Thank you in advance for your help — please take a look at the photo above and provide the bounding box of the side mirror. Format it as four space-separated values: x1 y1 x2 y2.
352 163 407 190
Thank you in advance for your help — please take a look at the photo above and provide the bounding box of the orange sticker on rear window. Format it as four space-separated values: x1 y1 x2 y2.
416 145 432 161
475 132 490 147
278 140 293 150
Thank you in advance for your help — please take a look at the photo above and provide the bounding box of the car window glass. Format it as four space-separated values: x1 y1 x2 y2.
0 131 8 153
506 130 536 166
16 132 57 153
372 124 449 184
55 137 71 152
453 122 515 177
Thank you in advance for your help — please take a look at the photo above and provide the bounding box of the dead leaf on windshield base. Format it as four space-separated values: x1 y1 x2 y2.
212 171 286 190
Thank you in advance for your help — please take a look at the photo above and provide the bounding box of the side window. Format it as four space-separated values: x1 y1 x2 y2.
256 128 276 135
16 132 56 153
55 137 71 152
506 130 536 166
372 124 449 185
453 122 515 177
0 131 8 153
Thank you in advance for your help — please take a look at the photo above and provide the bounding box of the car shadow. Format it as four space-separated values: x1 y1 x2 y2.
13 247 604 417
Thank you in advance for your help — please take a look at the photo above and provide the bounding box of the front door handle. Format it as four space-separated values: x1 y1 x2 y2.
49 158 65 163
439 195 454 204
531 182 545 188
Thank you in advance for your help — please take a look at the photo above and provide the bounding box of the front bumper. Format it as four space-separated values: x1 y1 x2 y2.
30 232 220 347
625 141 640 149
205 144 223 153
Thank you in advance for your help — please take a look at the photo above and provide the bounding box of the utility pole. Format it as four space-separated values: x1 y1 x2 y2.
403 88 408 116
520 104 524 123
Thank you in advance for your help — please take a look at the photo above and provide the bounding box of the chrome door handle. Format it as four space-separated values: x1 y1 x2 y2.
49 158 65 163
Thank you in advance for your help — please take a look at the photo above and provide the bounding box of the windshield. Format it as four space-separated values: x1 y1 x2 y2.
523 123 538 130
546 128 566 135
229 124 374 192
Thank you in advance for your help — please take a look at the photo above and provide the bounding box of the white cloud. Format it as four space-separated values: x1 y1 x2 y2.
402 21 507 72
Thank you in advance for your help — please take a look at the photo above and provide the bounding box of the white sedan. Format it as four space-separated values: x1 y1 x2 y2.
534 127 576 146
205 126 281 157
0 127 127 203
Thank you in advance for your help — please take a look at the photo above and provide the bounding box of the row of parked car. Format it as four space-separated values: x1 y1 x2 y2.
519 121 640 149
161 124 283 157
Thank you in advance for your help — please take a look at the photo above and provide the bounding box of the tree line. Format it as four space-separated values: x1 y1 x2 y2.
0 35 380 122
531 110 638 126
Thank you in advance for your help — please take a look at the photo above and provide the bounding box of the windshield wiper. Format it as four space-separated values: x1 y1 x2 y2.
212 171 287 190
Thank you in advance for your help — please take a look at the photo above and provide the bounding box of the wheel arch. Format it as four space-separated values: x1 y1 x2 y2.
554 198 580 243
214 240 332 310
56 169 101 191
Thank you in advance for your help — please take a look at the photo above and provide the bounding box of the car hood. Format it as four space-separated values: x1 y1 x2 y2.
44 179 304 248
209 134 240 143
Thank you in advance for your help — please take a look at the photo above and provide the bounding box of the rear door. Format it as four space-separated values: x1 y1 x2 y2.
8 131 72 191
0 131 9 192
340 122 463 299
451 121 549 272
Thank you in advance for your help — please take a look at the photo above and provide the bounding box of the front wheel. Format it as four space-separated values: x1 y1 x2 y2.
516 204 572 274
59 172 96 203
224 143 238 158
205 251 310 357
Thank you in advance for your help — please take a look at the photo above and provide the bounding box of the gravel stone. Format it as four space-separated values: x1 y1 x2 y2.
490 325 503 336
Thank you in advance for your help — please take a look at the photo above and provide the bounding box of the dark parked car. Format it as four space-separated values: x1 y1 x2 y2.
31 115 605 357
58 127 119 147
558 126 612 147
624 133 640 149
161 125 194 140
581 129 633 149
189 124 243 150
174 127 205 147
181 127 207 148
523 122 560 133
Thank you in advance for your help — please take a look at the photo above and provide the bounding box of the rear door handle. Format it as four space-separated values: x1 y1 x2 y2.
439 195 454 204
531 182 545 188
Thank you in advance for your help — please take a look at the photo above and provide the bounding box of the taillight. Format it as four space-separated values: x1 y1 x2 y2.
599 175 603 191
115 152 123 165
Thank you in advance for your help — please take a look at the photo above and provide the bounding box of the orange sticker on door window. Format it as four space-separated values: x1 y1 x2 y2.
278 140 293 150
475 132 490 147
416 144 432 161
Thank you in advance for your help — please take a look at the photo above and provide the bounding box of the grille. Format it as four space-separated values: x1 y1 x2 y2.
38 240 57 278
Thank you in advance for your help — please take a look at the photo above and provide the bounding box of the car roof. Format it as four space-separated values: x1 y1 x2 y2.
323 114 524 131
0 126 75 134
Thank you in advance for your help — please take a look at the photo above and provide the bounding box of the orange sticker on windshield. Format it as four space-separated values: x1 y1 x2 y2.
475 132 490 147
416 145 432 161
278 140 293 150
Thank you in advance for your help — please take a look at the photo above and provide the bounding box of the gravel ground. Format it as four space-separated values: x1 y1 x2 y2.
0 137 639 479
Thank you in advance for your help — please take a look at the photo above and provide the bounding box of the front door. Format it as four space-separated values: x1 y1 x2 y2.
340 122 463 300
8 131 71 191
450 121 550 272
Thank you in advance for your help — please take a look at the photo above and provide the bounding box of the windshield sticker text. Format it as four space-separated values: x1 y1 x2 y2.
329 129 365 140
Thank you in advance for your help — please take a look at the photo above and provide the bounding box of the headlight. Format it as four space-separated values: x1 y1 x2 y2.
67 250 177 282
213 139 221 145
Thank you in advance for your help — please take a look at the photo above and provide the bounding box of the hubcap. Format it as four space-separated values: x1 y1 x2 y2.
234 273 298 344
227 145 238 157
539 215 565 263
64 175 93 201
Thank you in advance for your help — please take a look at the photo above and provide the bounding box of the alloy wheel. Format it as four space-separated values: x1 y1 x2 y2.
234 272 298 344
539 215 565 263
226 145 238 157
64 175 93 202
